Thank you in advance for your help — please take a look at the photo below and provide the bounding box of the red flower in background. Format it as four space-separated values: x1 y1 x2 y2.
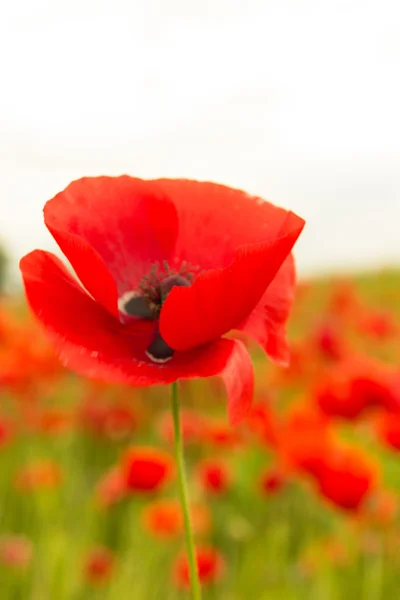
314 356 400 420
309 319 347 362
142 499 183 538
84 546 115 585
0 310 64 394
197 459 231 495
278 403 334 477
122 446 174 494
36 408 72 436
376 413 400 451
314 444 378 511
20 177 304 424
328 280 361 320
173 546 225 588
357 309 398 340
260 468 286 495
141 499 210 538
277 401 378 512
202 419 243 448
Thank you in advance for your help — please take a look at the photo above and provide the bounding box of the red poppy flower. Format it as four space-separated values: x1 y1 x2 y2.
202 418 242 448
314 356 400 420
314 444 378 512
357 309 398 340
173 546 225 588
19 177 304 424
0 313 64 394
121 446 174 494
35 408 72 436
197 459 231 495
278 403 334 477
328 280 361 320
309 319 347 362
376 413 400 451
83 546 115 585
141 499 210 538
260 468 286 495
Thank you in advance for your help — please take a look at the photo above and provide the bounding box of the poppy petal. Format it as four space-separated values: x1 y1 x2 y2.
159 211 304 351
19 250 244 387
237 254 296 365
44 176 179 294
156 179 300 270
44 226 119 318
51 335 245 389
220 340 254 426
19 250 143 359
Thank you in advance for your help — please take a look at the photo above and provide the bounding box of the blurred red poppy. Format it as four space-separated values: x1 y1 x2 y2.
0 312 64 394
376 412 400 450
173 545 225 588
357 308 398 340
314 444 378 511
122 446 174 494
328 280 361 320
279 403 334 477
197 459 231 495
20 177 304 424
36 408 72 436
202 418 243 448
142 499 210 538
309 319 347 362
260 468 286 495
83 546 115 585
314 356 400 420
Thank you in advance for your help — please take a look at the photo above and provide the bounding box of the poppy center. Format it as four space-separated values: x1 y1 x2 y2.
118 263 194 363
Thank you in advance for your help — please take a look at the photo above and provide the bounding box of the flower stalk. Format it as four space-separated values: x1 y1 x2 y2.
171 381 202 600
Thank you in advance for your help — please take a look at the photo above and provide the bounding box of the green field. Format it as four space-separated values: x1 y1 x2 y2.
1 269 400 599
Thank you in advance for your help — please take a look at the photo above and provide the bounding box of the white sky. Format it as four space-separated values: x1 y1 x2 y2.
1 0 400 279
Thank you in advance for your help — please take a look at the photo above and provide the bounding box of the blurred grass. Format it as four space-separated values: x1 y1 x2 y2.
0 269 400 598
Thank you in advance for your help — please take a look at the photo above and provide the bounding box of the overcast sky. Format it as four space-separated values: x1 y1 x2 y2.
1 0 400 279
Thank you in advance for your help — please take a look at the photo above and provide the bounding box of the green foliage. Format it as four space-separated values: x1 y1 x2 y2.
1 269 400 598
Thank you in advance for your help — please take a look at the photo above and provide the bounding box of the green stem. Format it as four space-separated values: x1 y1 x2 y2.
171 381 202 600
